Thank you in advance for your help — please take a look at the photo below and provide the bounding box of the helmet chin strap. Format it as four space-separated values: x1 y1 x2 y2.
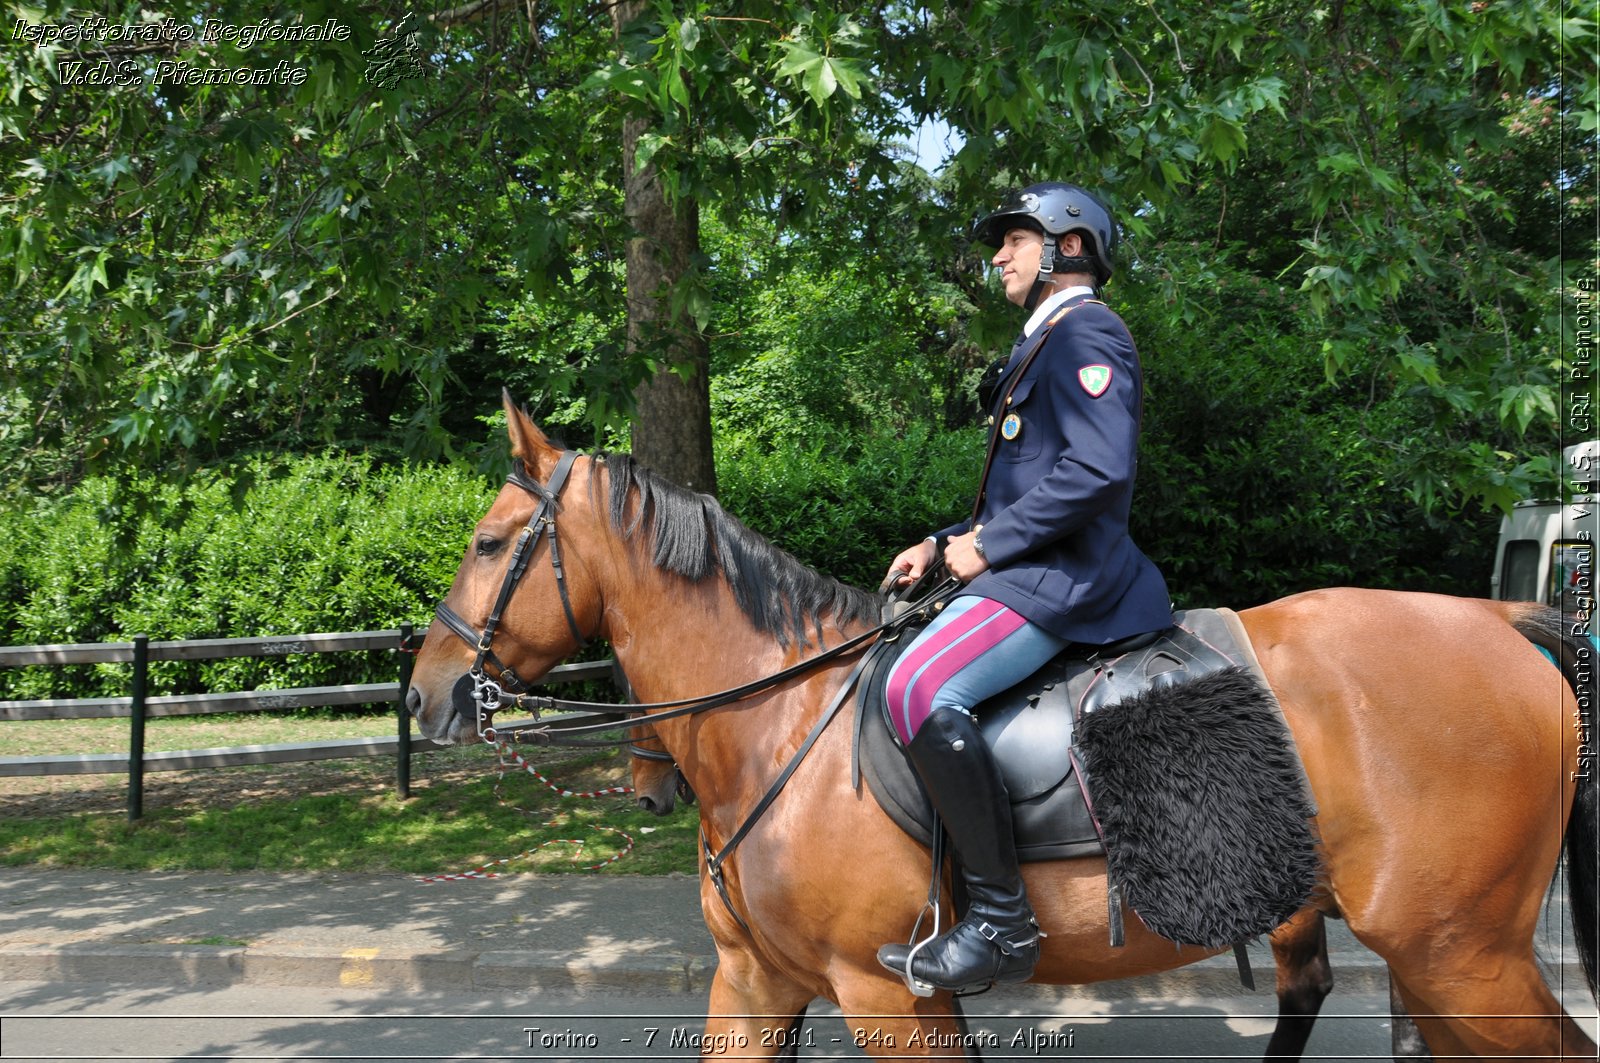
1024 241 1100 311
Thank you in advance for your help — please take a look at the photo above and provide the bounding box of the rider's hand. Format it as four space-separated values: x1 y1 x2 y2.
881 538 938 592
944 530 991 582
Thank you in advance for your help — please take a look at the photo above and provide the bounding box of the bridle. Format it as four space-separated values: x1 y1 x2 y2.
429 445 698 799
432 449 590 740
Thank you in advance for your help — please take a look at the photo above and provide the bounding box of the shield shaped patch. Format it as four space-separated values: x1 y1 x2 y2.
1078 364 1112 397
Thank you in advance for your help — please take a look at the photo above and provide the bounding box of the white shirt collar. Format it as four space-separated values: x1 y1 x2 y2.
1023 285 1096 337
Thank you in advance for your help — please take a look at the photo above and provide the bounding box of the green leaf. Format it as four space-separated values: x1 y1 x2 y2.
666 64 690 110
580 62 658 103
823 56 867 100
679 18 701 52
1496 383 1557 435
94 156 133 188
1198 117 1247 166
635 133 670 171
775 41 824 82
804 59 838 106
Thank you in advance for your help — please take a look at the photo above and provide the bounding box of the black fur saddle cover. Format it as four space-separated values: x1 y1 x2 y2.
852 607 1321 949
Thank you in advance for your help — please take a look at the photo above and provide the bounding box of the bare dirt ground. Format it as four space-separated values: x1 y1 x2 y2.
0 742 632 820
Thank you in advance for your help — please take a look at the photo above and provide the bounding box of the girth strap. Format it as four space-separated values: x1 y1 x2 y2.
701 646 877 935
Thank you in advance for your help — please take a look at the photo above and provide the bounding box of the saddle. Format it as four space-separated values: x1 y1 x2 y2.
852 606 1264 863
852 589 1320 956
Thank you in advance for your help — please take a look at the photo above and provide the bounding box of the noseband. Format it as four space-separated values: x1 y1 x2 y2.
628 740 696 805
433 449 589 738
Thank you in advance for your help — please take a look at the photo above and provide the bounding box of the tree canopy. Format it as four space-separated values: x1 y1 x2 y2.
3 0 1594 518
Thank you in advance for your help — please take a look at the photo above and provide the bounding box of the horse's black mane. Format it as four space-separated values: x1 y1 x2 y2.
593 453 882 648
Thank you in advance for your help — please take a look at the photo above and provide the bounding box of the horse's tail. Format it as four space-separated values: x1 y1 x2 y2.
1503 602 1598 1000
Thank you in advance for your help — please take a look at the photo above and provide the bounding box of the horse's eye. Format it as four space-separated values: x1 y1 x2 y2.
475 535 504 557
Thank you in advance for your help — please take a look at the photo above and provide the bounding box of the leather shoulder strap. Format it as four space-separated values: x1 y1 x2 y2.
968 299 1104 526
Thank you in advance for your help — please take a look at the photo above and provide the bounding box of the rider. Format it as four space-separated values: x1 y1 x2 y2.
877 182 1173 992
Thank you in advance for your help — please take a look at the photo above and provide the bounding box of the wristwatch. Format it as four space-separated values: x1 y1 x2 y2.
972 527 987 560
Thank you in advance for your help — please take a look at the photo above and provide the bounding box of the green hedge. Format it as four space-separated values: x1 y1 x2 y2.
1124 271 1500 607
1 457 493 700
713 425 988 592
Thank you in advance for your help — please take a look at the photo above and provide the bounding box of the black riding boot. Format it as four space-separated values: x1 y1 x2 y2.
877 708 1040 993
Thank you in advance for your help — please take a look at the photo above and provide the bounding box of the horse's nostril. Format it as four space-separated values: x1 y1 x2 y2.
405 686 423 717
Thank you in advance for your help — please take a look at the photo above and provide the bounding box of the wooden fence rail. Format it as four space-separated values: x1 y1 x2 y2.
0 630 408 666
0 626 627 819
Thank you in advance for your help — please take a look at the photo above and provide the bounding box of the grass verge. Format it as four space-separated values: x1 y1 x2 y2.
0 714 700 876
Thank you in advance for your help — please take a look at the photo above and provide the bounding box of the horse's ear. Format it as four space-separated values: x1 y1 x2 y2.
501 388 557 472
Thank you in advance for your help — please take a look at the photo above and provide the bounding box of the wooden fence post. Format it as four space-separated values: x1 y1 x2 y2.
128 634 149 821
396 624 413 799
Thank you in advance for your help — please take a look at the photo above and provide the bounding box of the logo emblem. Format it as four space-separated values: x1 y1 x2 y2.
1001 412 1022 440
1078 364 1112 397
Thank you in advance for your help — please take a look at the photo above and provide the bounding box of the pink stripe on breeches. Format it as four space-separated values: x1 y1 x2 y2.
885 595 1066 745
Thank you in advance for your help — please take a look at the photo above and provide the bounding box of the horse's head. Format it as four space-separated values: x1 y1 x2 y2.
407 390 607 744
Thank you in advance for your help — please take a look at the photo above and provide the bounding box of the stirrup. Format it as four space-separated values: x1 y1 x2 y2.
890 898 942 998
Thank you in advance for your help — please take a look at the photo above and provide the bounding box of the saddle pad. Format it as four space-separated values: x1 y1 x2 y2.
853 607 1263 863
1074 659 1320 947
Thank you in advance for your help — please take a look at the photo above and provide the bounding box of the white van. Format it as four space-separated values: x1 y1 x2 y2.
1490 441 1600 608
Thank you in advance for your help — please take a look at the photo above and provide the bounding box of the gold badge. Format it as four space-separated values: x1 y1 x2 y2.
1001 412 1022 441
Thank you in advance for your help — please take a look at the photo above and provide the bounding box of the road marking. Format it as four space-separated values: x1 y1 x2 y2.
340 947 380 986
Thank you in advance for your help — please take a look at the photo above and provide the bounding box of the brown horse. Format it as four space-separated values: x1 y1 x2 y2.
629 716 1394 1061
409 398 1597 1060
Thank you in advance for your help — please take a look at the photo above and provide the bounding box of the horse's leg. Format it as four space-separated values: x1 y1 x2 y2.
700 951 815 1060
1262 909 1334 1062
1385 955 1595 1062
1386 972 1432 1059
832 969 986 1059
1260 909 1433 1063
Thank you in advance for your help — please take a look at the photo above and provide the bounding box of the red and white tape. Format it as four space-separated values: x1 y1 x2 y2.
419 736 636 882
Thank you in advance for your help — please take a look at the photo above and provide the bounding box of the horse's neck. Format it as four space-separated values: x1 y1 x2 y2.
608 567 863 811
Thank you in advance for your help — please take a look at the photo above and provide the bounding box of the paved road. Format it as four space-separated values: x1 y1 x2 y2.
0 868 1592 1061
0 978 1417 1061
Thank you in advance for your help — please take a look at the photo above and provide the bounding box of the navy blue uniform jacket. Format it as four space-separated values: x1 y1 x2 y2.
938 296 1171 644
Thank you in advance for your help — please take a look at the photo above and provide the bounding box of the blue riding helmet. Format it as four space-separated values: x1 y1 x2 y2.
972 182 1117 288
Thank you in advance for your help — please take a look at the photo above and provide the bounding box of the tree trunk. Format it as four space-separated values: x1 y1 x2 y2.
613 2 717 496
